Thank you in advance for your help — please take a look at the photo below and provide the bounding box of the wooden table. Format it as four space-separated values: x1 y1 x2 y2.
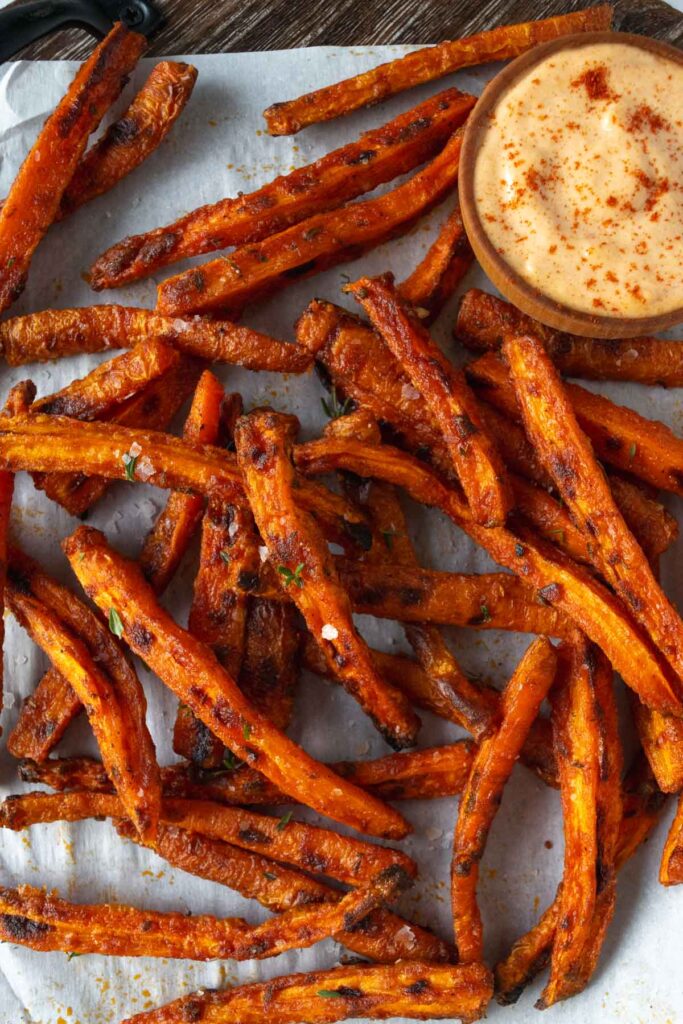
6 0 683 61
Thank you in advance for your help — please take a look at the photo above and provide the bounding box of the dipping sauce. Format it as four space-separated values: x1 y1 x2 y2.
473 42 683 318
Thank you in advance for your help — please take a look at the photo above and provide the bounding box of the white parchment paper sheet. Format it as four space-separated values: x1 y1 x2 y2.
0 42 682 1024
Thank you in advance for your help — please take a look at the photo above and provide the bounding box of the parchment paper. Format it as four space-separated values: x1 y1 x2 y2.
0 44 681 1024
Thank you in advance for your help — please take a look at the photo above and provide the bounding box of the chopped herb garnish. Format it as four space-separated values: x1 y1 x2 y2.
278 563 304 588
277 810 293 831
222 750 240 771
548 529 565 543
321 385 351 420
122 452 138 481
318 990 344 999
67 951 81 961
108 608 124 638
628 442 637 462
263 871 278 881
219 550 230 564
479 603 491 623
6 258 15 269
381 528 402 551
242 721 252 740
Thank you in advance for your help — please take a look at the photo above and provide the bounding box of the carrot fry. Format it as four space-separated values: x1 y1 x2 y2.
294 435 682 716
0 790 414 886
7 669 81 761
60 61 197 218
457 289 683 386
633 698 683 794
240 599 300 731
117 818 448 964
64 525 409 839
31 339 179 421
140 370 224 593
235 409 419 750
156 129 466 317
5 584 159 841
399 204 474 323
123 961 493 1024
0 413 366 542
0 24 146 313
0 471 12 728
0 305 312 372
348 273 511 527
466 351 683 496
505 332 683 691
0 868 407 962
536 640 601 1010
90 87 475 288
452 638 556 963
263 6 613 134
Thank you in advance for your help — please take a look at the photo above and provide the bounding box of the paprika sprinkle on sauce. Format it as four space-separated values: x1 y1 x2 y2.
473 42 683 318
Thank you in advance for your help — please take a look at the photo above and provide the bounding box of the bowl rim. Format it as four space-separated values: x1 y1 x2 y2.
458 30 683 340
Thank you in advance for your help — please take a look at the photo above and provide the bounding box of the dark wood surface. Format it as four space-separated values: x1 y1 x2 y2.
5 0 683 61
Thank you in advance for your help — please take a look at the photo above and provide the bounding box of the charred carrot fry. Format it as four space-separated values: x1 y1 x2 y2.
156 129 466 317
5 585 159 841
536 640 601 1010
0 869 407 962
349 273 511 527
505 333 683 692
235 409 419 750
467 350 683 496
33 358 202 518
0 471 12 727
457 289 683 386
90 87 475 288
116 819 446 964
123 961 493 1024
294 436 682 717
263 6 612 134
633 698 683 794
60 61 197 218
64 525 409 840
0 790 414 886
7 669 80 762
399 204 474 323
0 24 146 313
0 305 312 372
452 638 556 963
140 370 224 593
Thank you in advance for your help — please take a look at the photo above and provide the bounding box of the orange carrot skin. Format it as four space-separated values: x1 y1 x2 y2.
64 525 410 840
399 205 474 323
263 6 613 134
140 370 225 594
90 87 475 289
156 130 466 317
60 61 197 218
451 637 556 963
0 24 146 313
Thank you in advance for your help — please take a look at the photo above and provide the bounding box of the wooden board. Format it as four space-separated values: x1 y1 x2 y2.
5 0 683 62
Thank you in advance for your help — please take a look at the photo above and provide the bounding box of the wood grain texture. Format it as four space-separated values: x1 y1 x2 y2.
5 0 683 62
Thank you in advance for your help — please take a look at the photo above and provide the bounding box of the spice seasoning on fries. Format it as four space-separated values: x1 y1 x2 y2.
2 7 683 1022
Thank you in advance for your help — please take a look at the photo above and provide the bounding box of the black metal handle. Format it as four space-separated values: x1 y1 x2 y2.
0 0 162 63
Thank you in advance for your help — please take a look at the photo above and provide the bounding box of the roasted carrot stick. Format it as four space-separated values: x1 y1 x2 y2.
0 305 312 372
399 204 474 323
505 333 683 692
5 583 159 841
7 669 80 762
0 471 12 728
466 350 683 496
64 525 409 840
457 289 683 386
0 870 406 962
140 370 224 593
122 961 493 1024
263 5 612 134
452 638 556 963
60 61 197 218
0 24 146 313
156 129 466 317
294 436 682 717
348 273 511 527
235 408 419 750
90 87 475 288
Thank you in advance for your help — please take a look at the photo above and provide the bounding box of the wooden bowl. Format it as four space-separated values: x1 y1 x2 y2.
458 31 683 339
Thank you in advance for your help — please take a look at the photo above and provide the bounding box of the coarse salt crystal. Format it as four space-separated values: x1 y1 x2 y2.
401 383 420 401
258 545 269 562
228 521 239 538
129 442 142 458
321 623 338 640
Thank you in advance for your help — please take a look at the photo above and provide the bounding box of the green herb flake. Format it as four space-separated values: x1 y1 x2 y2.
242 721 252 740
67 951 81 961
108 608 124 638
122 451 139 481
381 528 402 551
278 563 304 589
318 990 344 999
548 529 565 543
320 385 351 420
628 442 637 462
6 258 15 269
277 811 293 832
219 550 231 564
479 603 491 623
263 871 278 881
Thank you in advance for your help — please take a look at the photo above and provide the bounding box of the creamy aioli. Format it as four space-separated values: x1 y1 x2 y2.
474 42 683 317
